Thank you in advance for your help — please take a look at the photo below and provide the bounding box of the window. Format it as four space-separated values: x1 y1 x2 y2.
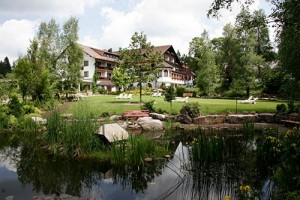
84 60 89 66
84 71 89 77
107 73 111 78
164 70 168 77
107 63 112 68
97 72 102 77
158 71 162 77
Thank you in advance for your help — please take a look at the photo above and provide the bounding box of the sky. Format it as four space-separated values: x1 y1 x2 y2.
0 0 274 62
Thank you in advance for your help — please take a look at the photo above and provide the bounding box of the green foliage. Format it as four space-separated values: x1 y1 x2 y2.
175 85 186 97
257 128 300 197
142 100 155 112
118 32 163 102
8 95 23 117
110 135 169 166
45 107 101 157
164 85 175 103
181 102 201 118
111 67 131 91
191 136 225 164
276 103 287 113
287 101 300 113
0 57 12 77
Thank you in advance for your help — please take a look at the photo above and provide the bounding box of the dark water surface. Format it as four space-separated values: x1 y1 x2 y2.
0 134 272 200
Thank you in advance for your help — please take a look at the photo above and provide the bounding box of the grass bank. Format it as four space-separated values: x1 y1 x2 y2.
65 95 280 117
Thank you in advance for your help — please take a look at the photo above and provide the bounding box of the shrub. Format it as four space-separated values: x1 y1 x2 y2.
287 101 300 113
276 103 287 113
98 87 106 94
142 100 155 112
8 95 23 117
23 104 41 115
181 102 201 118
176 85 186 97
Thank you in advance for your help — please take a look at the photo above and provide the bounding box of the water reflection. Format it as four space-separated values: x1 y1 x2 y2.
0 133 272 199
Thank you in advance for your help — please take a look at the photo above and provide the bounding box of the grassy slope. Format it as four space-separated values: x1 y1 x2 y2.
66 95 280 116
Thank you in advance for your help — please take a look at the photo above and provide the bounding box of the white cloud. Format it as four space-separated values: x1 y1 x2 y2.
0 0 101 17
0 19 37 62
82 0 265 54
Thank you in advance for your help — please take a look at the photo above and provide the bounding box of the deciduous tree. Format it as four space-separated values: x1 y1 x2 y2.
118 32 163 102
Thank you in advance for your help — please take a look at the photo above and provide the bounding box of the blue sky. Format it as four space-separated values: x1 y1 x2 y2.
0 0 274 62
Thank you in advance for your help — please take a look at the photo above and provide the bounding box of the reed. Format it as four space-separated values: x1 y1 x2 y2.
110 135 169 165
191 136 225 164
45 105 102 156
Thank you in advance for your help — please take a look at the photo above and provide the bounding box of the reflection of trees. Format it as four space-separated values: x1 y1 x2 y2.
111 160 168 193
157 135 270 200
16 146 107 196
14 145 169 196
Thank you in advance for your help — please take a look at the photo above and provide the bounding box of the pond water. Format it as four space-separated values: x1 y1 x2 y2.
0 133 273 200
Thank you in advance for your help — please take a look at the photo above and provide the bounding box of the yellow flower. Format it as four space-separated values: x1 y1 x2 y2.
245 185 251 192
224 195 231 200
239 185 244 191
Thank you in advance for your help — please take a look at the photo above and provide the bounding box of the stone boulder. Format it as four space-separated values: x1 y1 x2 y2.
137 117 164 131
109 115 122 121
225 114 258 124
150 113 166 121
193 115 225 125
176 107 193 124
97 123 128 142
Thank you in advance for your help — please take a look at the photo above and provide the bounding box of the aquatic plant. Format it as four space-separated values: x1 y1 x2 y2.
191 136 225 164
45 105 102 157
110 135 169 166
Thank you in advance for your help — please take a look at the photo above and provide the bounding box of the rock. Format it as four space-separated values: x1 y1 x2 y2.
97 123 129 142
137 117 164 131
144 157 153 162
274 112 288 123
257 113 275 123
31 116 47 124
150 113 166 121
193 115 225 125
5 196 14 200
289 112 300 121
109 115 122 121
225 114 258 124
177 107 193 124
118 121 128 129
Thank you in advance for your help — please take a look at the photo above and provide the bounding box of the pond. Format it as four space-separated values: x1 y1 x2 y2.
0 131 274 200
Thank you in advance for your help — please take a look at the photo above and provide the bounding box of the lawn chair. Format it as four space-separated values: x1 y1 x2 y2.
173 97 189 103
123 94 132 99
239 96 258 104
115 93 125 99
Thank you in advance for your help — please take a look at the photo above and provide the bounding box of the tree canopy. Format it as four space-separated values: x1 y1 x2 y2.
118 32 163 102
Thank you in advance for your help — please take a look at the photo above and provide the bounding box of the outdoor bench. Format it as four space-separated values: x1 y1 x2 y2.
123 110 150 119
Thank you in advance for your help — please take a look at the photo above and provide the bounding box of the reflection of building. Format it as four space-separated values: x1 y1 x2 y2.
79 44 194 92
79 44 119 92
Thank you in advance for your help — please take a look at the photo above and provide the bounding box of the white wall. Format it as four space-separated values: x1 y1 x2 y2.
81 53 95 82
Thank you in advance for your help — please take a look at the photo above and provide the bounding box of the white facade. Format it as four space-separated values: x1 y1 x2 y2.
81 52 96 84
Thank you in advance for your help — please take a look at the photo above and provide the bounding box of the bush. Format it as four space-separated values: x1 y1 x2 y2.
288 101 300 113
23 104 41 115
142 100 155 112
176 85 186 97
98 87 107 94
276 103 287 113
185 88 199 97
8 95 23 117
181 102 201 118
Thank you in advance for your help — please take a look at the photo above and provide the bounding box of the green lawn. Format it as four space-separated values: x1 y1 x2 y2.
66 95 281 116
